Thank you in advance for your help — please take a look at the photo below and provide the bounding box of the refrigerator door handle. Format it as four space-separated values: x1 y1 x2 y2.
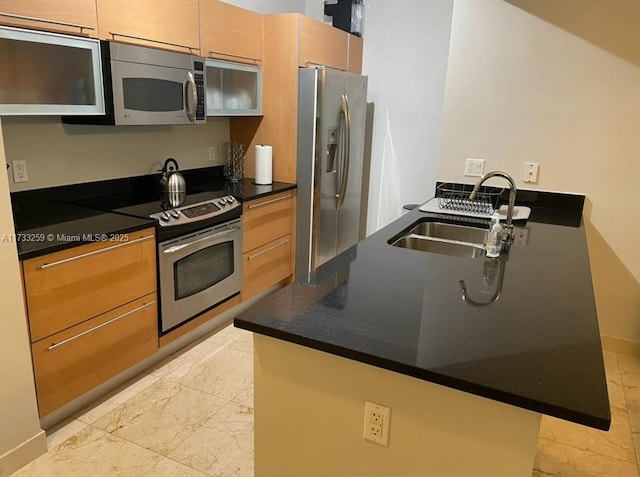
336 93 351 209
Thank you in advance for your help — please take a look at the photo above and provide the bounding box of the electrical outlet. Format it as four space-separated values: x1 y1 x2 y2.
464 158 485 177
523 162 539 183
208 146 218 163
363 401 391 446
12 160 28 183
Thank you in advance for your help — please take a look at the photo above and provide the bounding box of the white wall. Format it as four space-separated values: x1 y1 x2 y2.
303 0 325 20
3 117 229 192
222 0 304 14
361 0 454 234
0 118 45 476
438 0 640 341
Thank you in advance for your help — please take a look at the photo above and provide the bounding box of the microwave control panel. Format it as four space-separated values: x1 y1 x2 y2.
194 60 206 123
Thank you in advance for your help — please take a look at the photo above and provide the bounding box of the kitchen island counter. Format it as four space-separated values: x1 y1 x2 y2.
234 192 610 476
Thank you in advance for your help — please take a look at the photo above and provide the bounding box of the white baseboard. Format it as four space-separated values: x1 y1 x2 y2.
601 335 640 356
0 430 46 477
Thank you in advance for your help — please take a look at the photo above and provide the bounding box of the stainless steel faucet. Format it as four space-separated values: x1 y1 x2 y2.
469 171 517 243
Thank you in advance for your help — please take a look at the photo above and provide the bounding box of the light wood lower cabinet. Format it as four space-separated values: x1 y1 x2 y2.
23 229 156 343
242 235 292 301
242 191 294 253
242 191 295 301
22 227 159 416
32 294 158 416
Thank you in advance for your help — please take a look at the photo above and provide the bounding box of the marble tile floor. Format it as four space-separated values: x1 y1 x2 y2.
11 325 640 476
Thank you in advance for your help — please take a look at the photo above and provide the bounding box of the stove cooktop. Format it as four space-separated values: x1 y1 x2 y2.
78 189 242 242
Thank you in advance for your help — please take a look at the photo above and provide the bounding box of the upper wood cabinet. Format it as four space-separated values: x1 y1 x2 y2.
200 0 262 64
96 0 200 54
348 34 363 74
0 0 98 37
299 15 348 71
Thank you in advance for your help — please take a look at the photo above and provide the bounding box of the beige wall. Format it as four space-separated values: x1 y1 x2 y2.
0 118 45 476
438 0 640 341
254 335 541 476
3 117 230 192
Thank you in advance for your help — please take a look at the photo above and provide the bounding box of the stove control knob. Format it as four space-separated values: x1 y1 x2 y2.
160 212 170 222
219 198 227 206
227 196 235 203
170 210 180 219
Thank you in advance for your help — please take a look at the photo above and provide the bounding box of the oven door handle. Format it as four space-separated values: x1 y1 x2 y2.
162 226 241 255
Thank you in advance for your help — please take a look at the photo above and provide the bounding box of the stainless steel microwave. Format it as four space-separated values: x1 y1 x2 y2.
64 41 206 126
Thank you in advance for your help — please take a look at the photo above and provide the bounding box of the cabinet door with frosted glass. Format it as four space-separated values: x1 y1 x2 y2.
206 59 262 116
0 26 104 115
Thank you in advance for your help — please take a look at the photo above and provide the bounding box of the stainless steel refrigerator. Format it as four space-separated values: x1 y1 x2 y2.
295 67 368 281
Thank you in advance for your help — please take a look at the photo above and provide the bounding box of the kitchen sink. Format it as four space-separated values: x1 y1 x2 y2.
389 220 488 259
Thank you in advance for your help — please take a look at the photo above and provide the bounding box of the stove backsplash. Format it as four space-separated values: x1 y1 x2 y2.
2 116 230 192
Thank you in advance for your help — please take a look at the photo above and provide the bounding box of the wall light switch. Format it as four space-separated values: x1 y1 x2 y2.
465 158 485 177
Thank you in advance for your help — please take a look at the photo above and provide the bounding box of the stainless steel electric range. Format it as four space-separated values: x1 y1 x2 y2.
85 190 242 333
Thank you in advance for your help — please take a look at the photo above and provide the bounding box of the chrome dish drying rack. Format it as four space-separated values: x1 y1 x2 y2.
435 183 503 215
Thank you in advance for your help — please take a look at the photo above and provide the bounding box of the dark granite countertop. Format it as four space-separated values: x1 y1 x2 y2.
10 167 295 259
185 169 296 202
216 179 296 203
235 201 611 431
11 197 154 260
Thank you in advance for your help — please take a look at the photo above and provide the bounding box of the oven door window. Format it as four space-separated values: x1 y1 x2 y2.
123 78 183 112
174 241 234 300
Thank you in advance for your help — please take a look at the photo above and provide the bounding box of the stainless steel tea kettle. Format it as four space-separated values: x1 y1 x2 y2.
159 158 186 208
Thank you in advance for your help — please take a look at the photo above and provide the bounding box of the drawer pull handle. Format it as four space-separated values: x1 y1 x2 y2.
0 12 95 31
208 50 259 65
248 194 292 209
47 301 156 351
109 31 198 51
40 235 154 269
248 238 291 261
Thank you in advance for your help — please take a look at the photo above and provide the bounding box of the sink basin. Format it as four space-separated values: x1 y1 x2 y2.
389 220 488 259
406 222 489 244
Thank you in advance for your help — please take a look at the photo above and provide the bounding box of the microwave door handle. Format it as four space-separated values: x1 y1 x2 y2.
185 72 197 122
163 226 240 255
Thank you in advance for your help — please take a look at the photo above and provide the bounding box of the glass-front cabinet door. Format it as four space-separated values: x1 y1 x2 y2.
0 26 104 115
205 59 261 116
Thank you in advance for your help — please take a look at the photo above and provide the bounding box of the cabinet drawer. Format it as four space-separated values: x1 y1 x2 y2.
32 294 158 416
242 235 292 301
243 192 293 252
23 228 156 342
